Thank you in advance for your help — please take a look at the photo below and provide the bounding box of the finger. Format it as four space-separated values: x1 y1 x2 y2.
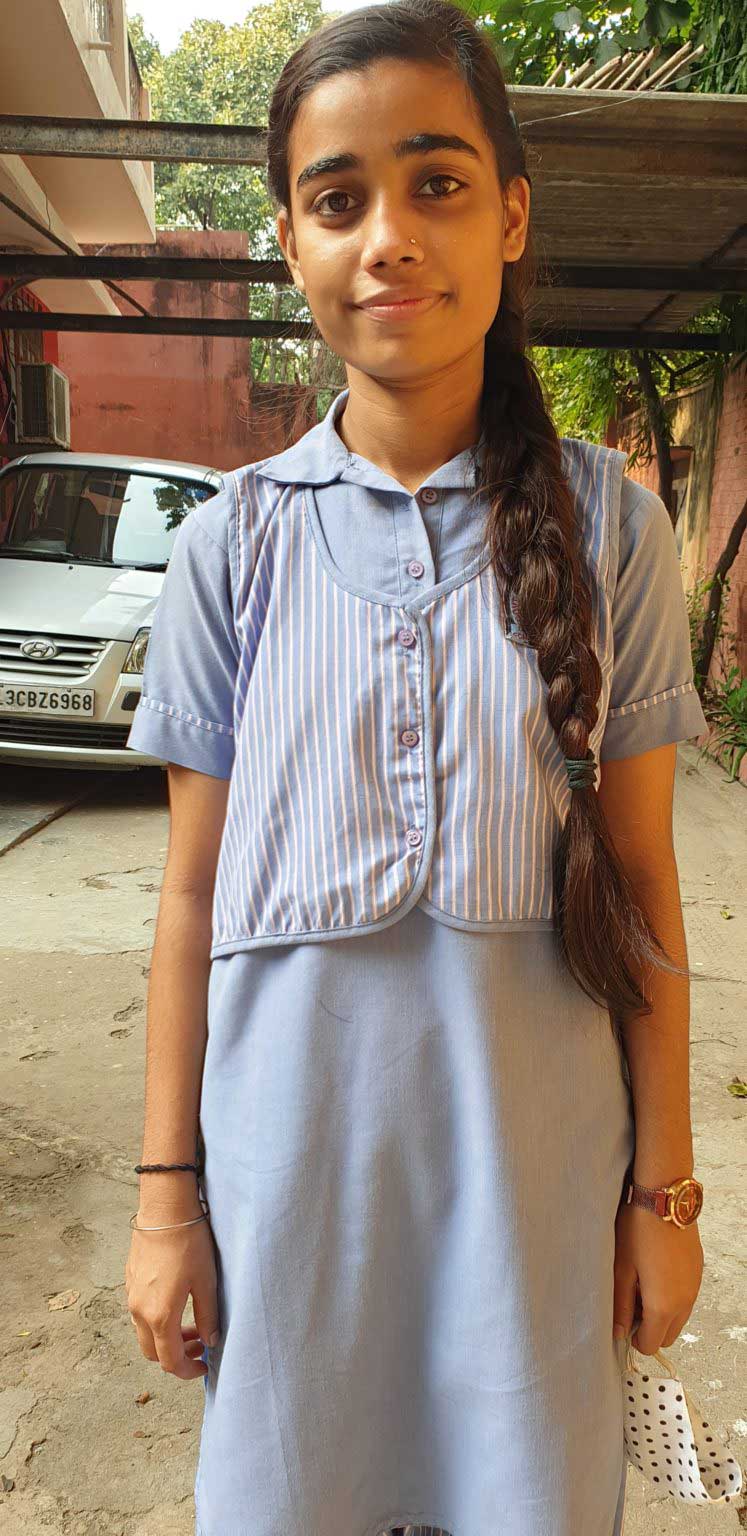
612 1271 638 1340
181 1322 218 1355
153 1314 207 1380
161 1325 208 1361
130 1317 159 1362
193 1297 221 1350
184 1337 209 1360
659 1314 686 1349
631 1307 667 1356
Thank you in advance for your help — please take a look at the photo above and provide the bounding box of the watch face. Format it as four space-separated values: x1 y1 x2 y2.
672 1180 703 1225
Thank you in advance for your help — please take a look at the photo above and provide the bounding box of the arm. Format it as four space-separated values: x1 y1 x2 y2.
597 741 694 1185
137 763 230 1223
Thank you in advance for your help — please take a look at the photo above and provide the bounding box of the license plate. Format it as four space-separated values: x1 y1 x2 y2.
0 684 95 717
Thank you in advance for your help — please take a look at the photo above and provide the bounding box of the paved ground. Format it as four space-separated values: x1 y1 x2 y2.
0 743 745 1535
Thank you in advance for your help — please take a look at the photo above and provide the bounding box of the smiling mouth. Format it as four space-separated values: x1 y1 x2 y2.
357 293 445 318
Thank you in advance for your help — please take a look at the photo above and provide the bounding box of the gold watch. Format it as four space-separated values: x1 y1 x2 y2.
622 1172 703 1227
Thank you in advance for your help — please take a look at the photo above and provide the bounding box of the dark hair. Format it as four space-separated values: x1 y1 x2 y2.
266 0 687 1030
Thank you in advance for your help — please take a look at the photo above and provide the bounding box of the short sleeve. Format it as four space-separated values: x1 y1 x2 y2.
125 483 240 778
600 479 708 762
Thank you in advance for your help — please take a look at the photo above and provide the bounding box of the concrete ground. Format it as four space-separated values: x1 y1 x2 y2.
0 742 745 1535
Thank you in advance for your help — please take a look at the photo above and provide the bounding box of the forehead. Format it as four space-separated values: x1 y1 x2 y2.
288 57 486 172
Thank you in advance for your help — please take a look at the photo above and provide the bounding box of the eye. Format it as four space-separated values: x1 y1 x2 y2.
311 173 466 219
420 174 464 199
312 189 357 218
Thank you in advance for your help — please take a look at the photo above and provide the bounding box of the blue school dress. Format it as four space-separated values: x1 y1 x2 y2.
127 387 707 1536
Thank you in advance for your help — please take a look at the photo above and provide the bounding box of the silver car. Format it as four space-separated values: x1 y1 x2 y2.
0 451 224 770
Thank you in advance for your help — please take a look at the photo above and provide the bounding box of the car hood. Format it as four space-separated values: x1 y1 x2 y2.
0 556 163 641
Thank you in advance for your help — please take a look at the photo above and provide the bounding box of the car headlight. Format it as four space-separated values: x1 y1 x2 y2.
123 627 150 674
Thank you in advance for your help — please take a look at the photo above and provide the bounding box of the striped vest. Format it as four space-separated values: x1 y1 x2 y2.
209 437 628 956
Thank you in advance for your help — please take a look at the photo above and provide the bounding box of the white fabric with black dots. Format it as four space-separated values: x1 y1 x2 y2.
623 1354 743 1504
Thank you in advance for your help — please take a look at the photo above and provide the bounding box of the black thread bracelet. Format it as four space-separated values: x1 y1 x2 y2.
134 1129 206 1180
134 1161 200 1174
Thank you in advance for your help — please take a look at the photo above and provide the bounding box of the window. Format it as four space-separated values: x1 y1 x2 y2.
0 466 216 569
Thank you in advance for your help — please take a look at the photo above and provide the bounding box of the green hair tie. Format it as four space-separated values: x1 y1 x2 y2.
564 754 597 791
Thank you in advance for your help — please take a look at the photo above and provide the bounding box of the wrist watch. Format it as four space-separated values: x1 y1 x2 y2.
622 1171 703 1227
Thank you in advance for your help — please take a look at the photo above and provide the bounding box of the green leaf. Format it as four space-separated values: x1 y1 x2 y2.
552 6 583 31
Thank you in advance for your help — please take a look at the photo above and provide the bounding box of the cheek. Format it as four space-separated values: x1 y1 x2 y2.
301 252 356 319
441 217 503 313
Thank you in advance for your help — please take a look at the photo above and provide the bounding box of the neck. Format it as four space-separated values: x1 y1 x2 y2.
336 358 485 494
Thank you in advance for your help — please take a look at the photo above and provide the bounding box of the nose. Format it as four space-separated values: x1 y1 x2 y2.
359 197 423 267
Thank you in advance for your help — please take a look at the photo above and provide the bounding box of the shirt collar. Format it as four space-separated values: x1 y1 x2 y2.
255 386 487 493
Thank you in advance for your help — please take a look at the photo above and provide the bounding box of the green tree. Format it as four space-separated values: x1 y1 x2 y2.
462 0 747 93
128 1 337 389
127 12 162 80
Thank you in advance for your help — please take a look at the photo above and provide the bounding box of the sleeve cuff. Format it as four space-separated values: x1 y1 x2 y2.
125 695 235 779
600 681 708 762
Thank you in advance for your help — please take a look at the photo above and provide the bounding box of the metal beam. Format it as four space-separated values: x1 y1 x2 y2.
0 113 268 166
0 111 745 191
0 310 731 350
1 90 747 165
0 310 314 339
0 253 744 291
0 253 291 284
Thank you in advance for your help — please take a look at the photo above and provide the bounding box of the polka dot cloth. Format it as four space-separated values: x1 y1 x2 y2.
623 1346 744 1503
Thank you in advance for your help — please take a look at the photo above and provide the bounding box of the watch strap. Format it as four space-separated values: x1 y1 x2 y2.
626 1180 668 1217
623 1173 703 1225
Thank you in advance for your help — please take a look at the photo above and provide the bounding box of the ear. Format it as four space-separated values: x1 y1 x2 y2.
277 209 306 296
503 175 530 264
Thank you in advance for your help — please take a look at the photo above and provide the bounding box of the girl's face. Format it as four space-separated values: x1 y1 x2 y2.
277 58 530 384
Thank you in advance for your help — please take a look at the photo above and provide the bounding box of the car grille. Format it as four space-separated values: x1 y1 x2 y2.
0 715 133 749
0 628 110 679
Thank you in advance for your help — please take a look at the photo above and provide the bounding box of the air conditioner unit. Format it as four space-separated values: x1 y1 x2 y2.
17 362 71 449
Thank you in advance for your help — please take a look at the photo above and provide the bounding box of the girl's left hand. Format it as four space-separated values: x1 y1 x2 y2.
612 1198 704 1355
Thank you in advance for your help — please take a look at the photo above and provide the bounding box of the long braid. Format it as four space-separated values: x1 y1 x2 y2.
476 270 685 1023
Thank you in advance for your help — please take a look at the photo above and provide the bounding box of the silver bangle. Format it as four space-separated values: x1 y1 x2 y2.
130 1204 210 1232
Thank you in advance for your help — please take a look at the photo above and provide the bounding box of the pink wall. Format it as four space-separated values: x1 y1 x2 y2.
613 369 747 783
58 230 264 471
613 369 747 676
705 367 747 679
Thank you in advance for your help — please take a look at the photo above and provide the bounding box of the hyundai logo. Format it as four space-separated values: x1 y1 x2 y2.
20 638 58 661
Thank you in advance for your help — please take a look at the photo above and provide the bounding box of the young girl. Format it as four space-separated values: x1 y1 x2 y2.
124 3 708 1533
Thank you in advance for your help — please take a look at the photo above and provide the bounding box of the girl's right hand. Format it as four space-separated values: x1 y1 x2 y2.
125 1202 221 1380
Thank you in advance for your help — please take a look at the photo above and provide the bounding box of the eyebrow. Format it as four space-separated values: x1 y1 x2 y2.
295 132 482 193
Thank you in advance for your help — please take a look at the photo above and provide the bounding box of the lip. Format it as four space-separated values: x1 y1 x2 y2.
356 292 444 318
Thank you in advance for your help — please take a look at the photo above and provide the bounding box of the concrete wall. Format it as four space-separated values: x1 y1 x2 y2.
0 0 155 243
56 230 317 471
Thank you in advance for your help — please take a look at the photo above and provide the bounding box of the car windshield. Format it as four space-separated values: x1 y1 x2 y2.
0 464 217 568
